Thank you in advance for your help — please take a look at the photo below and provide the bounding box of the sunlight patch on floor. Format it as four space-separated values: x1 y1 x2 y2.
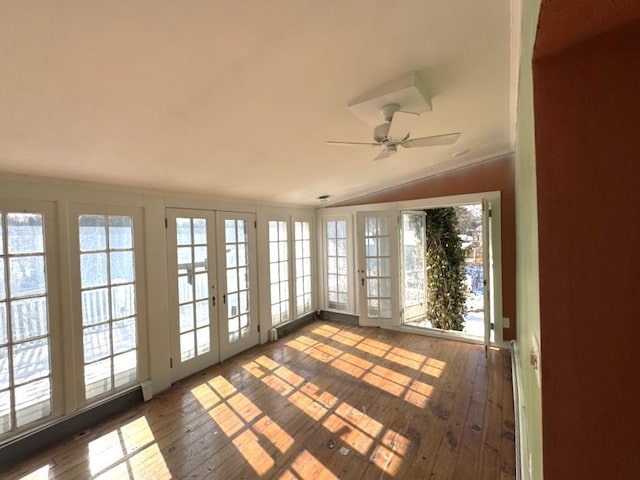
290 449 339 480
17 465 50 480
252 415 294 454
312 325 447 379
244 350 413 477
87 416 171 479
231 429 275 476
189 325 452 479
295 327 442 410
192 374 297 478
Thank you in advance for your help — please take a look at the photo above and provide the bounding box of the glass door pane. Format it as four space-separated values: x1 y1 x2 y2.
217 212 259 360
452 203 493 341
268 220 289 326
167 210 218 382
357 212 399 327
325 219 349 311
294 220 313 316
401 211 427 323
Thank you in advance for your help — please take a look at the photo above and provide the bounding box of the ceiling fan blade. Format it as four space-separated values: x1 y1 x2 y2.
388 111 420 142
373 145 397 161
326 141 379 147
401 132 461 148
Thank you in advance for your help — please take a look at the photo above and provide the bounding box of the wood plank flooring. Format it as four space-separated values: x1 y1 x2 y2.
2 321 516 479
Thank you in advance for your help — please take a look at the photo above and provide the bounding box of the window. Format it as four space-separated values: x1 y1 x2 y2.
79 215 138 401
294 221 312 316
326 219 349 311
268 220 289 325
0 212 52 434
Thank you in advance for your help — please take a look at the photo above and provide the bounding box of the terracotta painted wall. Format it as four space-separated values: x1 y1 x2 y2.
534 18 640 480
336 154 516 341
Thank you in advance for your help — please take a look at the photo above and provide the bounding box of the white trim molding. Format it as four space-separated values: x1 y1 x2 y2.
511 340 528 480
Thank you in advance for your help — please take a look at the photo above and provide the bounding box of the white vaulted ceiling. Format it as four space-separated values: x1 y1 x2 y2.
0 1 514 206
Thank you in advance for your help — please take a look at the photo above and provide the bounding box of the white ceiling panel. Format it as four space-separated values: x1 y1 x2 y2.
0 0 514 205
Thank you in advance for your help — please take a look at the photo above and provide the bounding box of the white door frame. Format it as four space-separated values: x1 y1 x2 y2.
217 211 260 360
166 209 220 382
400 210 428 324
166 209 261 381
482 199 492 353
356 211 400 328
317 191 505 347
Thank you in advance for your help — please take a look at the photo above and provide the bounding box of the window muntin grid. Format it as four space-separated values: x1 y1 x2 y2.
326 220 348 311
0 212 52 434
224 219 251 343
364 217 392 319
294 221 312 316
176 217 210 362
79 215 138 401
269 221 289 325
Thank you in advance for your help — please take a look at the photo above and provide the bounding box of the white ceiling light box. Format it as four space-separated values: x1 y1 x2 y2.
347 71 432 126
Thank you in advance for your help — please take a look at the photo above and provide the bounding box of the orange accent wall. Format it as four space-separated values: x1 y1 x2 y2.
534 13 640 480
336 154 516 341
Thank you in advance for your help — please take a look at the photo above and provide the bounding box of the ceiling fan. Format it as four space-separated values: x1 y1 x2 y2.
327 103 461 161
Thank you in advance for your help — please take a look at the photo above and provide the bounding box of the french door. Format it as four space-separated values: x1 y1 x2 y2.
167 210 259 381
356 211 400 327
398 202 493 350
166 210 219 381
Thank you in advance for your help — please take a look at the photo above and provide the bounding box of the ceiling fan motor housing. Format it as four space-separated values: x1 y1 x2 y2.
373 122 391 144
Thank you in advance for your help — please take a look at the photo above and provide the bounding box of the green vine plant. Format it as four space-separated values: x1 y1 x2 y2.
423 207 467 331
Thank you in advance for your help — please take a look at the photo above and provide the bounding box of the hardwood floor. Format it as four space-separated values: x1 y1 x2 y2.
3 321 516 479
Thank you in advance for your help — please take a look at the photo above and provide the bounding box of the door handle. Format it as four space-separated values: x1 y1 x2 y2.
212 296 216 307
361 278 365 286
223 294 227 304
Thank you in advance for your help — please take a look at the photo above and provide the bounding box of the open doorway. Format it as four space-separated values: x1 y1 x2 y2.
401 203 492 341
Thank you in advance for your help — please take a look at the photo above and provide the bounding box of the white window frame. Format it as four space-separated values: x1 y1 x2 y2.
267 218 291 326
68 204 149 407
0 199 62 442
292 216 315 318
258 211 317 335
319 214 356 314
400 211 428 323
